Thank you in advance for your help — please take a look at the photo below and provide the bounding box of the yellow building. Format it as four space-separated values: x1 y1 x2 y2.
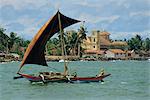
82 30 127 52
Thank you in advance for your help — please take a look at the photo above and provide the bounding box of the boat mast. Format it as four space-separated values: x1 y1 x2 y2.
58 11 68 70
58 12 64 58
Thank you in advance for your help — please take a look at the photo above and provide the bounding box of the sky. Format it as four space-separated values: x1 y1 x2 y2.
0 0 150 40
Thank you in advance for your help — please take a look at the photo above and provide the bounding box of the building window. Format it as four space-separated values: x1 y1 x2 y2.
93 38 95 42
92 32 95 36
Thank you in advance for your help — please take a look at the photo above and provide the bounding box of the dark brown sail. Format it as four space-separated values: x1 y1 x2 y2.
18 11 80 72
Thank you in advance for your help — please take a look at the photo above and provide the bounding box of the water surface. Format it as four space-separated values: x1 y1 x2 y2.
0 61 149 100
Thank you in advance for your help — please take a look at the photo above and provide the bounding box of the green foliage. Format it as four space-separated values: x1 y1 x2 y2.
142 38 150 51
128 35 142 51
1 25 149 58
0 27 31 58
77 25 87 41
0 27 9 51
9 32 17 49
128 35 150 51
74 24 87 56
46 24 87 56
0 44 5 51
46 38 61 55
65 31 78 55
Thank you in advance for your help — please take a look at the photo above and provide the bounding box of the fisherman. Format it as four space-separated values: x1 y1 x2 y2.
72 72 77 77
39 72 46 83
100 69 105 76
50 71 54 76
97 68 105 77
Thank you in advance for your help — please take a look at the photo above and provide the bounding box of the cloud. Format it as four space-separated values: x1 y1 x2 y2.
73 0 103 8
129 11 150 17
0 0 51 10
0 13 44 39
0 0 149 40
110 30 150 40
79 13 120 24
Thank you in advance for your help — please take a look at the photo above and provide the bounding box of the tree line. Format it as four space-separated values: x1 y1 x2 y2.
127 35 150 52
0 27 30 57
46 25 87 56
0 25 87 57
0 26 149 58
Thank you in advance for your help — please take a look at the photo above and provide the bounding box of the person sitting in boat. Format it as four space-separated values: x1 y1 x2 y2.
39 72 46 82
50 71 54 76
71 72 77 77
97 69 105 77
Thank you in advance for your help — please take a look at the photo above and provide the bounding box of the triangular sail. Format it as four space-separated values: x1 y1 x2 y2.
18 11 80 72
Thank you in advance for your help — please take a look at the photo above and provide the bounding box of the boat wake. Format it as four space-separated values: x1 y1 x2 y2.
121 81 128 84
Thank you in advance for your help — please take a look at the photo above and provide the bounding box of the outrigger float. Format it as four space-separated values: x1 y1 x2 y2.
14 11 111 83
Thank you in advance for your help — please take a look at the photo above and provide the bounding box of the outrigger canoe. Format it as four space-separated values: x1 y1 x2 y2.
17 73 111 83
15 11 111 84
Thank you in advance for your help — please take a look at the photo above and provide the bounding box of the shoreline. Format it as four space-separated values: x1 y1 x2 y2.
0 57 150 63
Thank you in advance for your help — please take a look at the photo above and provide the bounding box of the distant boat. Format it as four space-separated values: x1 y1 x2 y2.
59 59 64 62
80 59 84 62
59 59 70 63
1 62 7 64
14 11 111 83
110 60 116 62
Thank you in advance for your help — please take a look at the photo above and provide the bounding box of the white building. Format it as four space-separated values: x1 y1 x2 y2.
105 49 126 58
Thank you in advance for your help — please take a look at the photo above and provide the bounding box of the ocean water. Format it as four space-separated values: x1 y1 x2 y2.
0 61 150 100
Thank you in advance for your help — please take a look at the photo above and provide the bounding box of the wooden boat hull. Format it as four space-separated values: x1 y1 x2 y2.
19 73 67 83
18 73 111 83
70 74 111 83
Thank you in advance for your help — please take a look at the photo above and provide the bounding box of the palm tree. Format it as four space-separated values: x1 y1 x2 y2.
46 38 61 55
142 38 150 51
9 32 18 51
128 35 142 51
46 24 87 56
0 27 9 52
65 31 78 55
73 23 87 56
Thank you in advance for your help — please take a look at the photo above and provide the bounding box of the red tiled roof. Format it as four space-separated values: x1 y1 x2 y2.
100 31 110 36
84 50 105 54
108 49 125 54
111 41 127 46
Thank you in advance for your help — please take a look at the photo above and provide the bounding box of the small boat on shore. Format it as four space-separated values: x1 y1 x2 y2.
14 11 110 83
59 59 64 62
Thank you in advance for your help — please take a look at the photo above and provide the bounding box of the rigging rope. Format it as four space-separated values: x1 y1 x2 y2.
47 66 60 72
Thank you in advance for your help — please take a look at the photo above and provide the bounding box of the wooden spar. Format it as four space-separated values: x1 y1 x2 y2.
58 11 64 58
58 11 68 74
